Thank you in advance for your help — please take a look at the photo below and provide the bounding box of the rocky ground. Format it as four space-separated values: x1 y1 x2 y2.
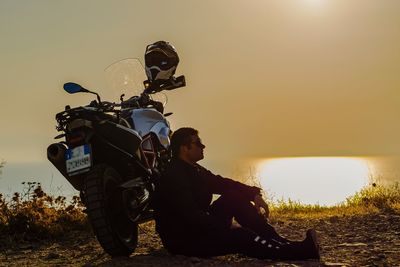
1 211 399 267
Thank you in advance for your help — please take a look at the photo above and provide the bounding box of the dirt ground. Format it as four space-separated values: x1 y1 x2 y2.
1 211 399 267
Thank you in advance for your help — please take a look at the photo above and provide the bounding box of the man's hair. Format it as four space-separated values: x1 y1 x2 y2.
170 127 198 158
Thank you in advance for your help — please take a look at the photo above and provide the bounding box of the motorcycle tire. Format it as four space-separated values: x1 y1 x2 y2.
83 164 138 257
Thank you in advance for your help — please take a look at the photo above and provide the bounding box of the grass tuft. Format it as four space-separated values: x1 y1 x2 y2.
345 182 400 211
269 182 400 219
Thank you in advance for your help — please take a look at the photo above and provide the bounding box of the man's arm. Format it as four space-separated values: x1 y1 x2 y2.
199 166 261 200
199 166 270 217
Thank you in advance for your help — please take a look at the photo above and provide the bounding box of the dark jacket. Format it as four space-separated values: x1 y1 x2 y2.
154 158 261 241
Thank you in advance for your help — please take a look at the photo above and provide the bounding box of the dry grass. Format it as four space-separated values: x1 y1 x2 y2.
270 182 400 219
0 180 399 243
0 182 89 244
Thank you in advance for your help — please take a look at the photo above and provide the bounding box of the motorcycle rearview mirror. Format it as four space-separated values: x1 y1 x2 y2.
63 82 89 94
63 82 102 103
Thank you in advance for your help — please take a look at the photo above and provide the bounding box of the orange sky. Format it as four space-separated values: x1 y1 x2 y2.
0 0 399 166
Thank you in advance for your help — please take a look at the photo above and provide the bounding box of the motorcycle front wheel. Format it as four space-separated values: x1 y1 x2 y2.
83 164 138 257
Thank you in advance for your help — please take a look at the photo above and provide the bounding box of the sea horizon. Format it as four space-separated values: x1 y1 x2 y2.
1 156 399 205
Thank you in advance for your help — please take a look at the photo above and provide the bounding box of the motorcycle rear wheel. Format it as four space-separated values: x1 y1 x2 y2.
83 164 138 257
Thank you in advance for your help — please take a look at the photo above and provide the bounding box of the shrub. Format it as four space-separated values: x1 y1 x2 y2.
0 182 89 242
345 182 400 211
269 182 400 219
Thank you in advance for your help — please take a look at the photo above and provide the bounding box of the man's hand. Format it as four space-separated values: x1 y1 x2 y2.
254 194 270 219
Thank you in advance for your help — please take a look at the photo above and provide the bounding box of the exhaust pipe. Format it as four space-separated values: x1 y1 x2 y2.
47 143 67 164
47 143 68 175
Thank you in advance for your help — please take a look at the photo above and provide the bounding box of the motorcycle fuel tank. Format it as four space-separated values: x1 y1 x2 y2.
130 108 170 148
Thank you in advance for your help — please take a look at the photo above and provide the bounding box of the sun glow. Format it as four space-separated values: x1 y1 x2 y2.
304 0 325 6
256 157 369 206
301 0 329 12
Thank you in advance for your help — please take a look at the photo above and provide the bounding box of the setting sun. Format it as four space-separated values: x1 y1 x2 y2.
256 157 370 206
304 0 325 6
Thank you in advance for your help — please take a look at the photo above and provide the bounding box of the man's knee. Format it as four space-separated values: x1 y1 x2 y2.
210 190 260 226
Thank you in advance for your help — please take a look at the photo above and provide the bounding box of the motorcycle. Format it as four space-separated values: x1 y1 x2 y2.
47 58 185 256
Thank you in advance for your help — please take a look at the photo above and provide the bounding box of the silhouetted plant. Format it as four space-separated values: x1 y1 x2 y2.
0 182 89 243
345 182 400 211
0 159 5 175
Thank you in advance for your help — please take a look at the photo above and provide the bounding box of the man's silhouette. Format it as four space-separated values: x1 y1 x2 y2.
154 127 320 260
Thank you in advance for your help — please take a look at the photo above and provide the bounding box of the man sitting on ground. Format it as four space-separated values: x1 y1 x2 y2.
154 127 320 260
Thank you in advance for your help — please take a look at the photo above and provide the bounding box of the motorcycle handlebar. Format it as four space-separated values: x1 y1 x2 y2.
120 94 164 113
84 92 164 113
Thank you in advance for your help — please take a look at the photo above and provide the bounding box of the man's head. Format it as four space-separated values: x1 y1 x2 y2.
170 127 206 165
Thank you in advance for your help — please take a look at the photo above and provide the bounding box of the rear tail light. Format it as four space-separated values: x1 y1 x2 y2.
67 132 86 146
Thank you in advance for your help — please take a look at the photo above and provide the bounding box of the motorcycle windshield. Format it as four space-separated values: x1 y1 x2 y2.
104 58 147 101
104 58 168 107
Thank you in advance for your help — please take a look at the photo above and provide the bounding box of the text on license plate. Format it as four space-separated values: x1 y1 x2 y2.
65 144 91 175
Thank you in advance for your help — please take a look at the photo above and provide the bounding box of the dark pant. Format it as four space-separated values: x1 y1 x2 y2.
165 191 315 260
209 190 290 243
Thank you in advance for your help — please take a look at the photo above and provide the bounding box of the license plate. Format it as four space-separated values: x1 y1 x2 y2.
65 144 92 175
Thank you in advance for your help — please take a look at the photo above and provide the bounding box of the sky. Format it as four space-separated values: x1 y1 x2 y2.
1 0 400 169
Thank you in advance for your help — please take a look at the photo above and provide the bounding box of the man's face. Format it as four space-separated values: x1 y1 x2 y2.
183 135 206 163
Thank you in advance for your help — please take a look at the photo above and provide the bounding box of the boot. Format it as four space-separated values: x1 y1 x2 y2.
271 229 320 260
304 229 320 260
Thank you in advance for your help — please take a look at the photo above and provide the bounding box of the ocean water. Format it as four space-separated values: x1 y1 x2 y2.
206 156 400 206
0 161 78 200
1 156 399 205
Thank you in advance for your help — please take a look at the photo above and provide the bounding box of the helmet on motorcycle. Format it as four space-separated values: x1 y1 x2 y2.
145 41 179 83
